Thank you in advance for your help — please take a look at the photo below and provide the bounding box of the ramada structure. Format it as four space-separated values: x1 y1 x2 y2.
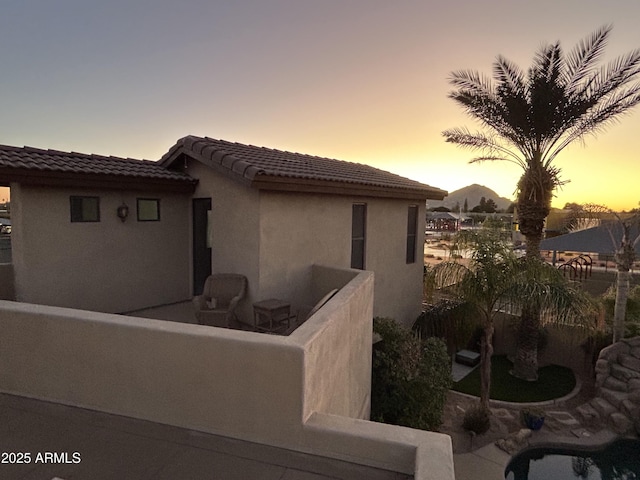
0 136 454 479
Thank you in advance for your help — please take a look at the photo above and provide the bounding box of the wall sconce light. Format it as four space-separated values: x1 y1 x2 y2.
116 203 129 222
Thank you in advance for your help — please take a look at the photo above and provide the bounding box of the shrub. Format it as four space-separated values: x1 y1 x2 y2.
371 317 452 431
601 285 640 325
462 404 491 435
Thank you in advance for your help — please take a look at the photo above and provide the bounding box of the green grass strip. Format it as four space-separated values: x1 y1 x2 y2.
452 355 576 402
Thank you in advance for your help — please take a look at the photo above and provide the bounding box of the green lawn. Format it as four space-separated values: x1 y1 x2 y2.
452 355 576 402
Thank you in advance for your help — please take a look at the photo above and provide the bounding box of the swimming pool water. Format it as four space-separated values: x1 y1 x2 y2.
504 438 640 479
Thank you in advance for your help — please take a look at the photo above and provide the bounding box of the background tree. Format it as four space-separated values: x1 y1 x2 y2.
429 229 592 409
562 202 640 342
609 212 640 342
562 202 609 233
443 25 640 380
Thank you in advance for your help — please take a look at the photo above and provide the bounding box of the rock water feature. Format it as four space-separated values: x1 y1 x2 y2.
576 336 640 434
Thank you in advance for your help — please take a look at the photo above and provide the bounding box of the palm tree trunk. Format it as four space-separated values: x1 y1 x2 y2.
613 269 629 343
479 322 494 410
612 223 636 343
512 303 540 381
513 165 551 381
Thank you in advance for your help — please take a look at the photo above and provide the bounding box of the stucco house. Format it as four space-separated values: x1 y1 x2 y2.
0 135 446 325
0 137 455 478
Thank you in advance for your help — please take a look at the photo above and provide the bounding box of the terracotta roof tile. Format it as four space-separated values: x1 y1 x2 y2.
161 136 447 199
0 144 195 185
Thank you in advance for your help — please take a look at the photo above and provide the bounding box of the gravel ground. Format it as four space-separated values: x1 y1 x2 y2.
439 380 599 454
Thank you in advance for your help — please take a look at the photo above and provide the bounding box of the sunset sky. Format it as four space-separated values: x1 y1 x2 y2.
0 1 639 210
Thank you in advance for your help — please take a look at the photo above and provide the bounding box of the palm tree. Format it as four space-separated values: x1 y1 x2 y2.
430 229 592 410
609 214 640 342
443 26 640 380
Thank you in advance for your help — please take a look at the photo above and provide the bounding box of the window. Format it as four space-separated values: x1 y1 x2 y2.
406 205 418 263
70 196 100 222
351 203 366 270
137 198 160 221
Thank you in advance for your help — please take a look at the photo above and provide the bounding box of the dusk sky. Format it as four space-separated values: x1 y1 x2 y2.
1 1 639 210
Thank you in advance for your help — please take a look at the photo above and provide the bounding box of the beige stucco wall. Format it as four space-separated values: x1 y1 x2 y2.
0 267 454 479
10 184 190 313
187 162 426 326
259 191 426 325
299 265 373 421
187 160 261 321
365 198 426 326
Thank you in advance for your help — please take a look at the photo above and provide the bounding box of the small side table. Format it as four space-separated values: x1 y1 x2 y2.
253 299 291 333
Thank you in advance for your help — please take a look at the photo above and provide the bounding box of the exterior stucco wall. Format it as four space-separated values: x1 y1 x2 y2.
187 160 261 322
297 266 373 421
0 267 454 479
259 192 425 325
10 184 190 313
257 193 350 309
365 198 426 326
0 300 304 444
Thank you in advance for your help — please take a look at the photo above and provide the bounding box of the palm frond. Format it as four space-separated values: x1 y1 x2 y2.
442 128 527 168
444 26 640 205
564 25 612 91
447 90 527 146
548 83 640 159
589 49 640 98
494 55 526 95
448 70 495 97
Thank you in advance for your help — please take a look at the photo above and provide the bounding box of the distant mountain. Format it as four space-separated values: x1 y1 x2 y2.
428 184 513 212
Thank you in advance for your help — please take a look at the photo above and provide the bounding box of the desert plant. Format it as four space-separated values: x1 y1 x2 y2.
462 404 491 435
371 317 452 431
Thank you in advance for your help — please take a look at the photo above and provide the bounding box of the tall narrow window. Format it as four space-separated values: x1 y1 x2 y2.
406 205 418 263
351 203 366 269
70 196 100 222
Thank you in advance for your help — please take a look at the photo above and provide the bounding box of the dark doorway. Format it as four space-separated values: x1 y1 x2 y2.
192 198 212 295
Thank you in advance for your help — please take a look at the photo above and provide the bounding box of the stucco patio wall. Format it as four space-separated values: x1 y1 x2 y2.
0 267 454 478
0 263 14 300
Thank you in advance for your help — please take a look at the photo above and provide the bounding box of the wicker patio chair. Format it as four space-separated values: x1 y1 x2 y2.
193 274 247 327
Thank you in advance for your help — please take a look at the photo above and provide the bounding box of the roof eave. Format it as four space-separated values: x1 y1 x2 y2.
0 168 198 194
251 175 447 200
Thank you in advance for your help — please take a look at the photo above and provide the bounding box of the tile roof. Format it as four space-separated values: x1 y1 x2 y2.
0 144 196 192
161 136 447 200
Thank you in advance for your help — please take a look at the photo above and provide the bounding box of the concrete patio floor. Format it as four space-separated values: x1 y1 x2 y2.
0 393 410 480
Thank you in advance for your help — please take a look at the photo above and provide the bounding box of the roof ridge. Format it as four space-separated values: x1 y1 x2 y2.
174 135 447 199
192 135 427 182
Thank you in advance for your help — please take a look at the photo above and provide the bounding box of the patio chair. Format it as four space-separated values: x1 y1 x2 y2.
193 274 247 327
